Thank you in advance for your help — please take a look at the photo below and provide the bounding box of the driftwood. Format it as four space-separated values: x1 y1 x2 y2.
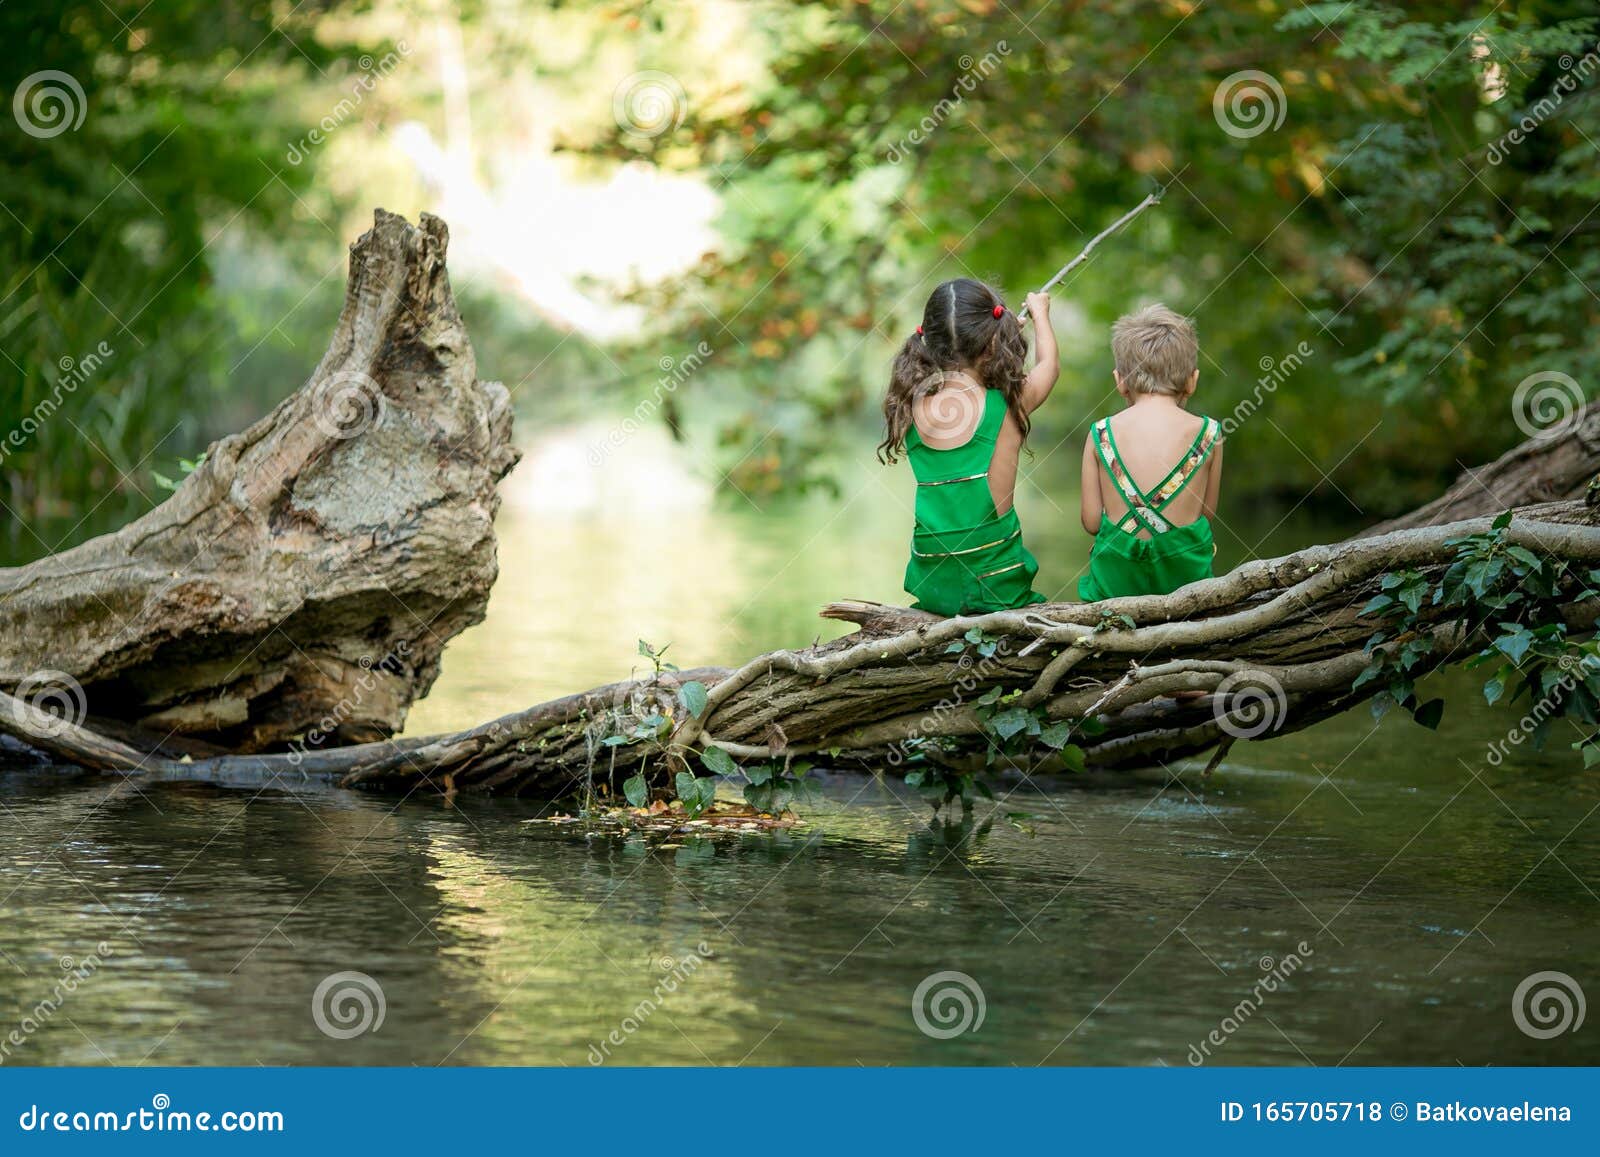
3 201 1598 798
3 475 1598 797
0 210 517 751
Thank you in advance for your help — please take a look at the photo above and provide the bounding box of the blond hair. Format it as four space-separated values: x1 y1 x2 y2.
1111 303 1198 396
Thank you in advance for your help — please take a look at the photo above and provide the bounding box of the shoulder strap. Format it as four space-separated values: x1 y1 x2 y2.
1093 419 1168 535
1147 417 1222 511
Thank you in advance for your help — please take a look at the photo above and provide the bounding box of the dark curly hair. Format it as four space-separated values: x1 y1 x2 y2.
878 277 1029 463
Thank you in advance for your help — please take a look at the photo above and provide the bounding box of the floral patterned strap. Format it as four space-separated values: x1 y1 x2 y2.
1095 417 1222 535
1147 417 1222 513
1093 419 1168 535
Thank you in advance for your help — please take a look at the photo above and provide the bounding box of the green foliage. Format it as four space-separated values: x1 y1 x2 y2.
637 639 679 677
674 771 718 818
1361 511 1600 753
742 758 819 815
585 1 1599 512
676 680 709 719
1 1 370 525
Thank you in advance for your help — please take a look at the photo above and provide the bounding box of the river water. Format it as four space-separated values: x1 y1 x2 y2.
2 426 1596 1066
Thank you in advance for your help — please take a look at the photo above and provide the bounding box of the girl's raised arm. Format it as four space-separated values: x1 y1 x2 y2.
1021 292 1059 413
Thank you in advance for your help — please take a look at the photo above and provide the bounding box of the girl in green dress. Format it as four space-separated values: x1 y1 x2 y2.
1078 304 1225 602
879 278 1059 616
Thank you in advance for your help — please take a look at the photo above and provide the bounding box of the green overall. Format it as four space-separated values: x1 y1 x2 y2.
903 389 1046 616
1078 415 1223 602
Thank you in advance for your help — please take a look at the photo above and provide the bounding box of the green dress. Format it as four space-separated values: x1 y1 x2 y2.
903 389 1046 616
1078 414 1223 602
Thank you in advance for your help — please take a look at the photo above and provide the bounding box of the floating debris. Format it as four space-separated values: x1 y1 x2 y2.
523 799 802 839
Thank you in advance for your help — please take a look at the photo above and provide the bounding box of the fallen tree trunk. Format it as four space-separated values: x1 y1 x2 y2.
0 210 518 751
5 502 1597 797
4 216 1598 795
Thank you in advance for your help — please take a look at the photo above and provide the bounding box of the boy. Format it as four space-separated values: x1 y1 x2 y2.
1078 304 1224 601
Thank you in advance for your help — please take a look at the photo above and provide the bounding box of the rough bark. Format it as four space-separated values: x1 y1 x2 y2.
4 218 1599 796
0 210 518 751
5 505 1596 798
1362 401 1600 535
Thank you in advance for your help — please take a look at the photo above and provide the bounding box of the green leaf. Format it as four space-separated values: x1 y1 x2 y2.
677 680 708 719
1484 674 1506 706
1037 721 1075 749
1352 663 1384 691
746 764 773 786
989 707 1033 740
1361 594 1396 617
622 773 649 809
1411 698 1445 730
744 781 775 812
1583 744 1600 769
1494 628 1535 665
675 772 717 817
699 746 738 777
1057 743 1087 773
976 686 1004 706
1491 510 1514 530
601 734 631 747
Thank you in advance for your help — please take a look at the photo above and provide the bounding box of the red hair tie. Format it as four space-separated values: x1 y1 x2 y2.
915 325 923 335
993 304 1004 318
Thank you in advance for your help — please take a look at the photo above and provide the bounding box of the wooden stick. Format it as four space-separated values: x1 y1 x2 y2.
1019 191 1162 327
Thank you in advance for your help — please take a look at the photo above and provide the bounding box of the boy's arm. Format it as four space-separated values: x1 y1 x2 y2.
1080 435 1103 535
1021 292 1058 413
1201 441 1224 520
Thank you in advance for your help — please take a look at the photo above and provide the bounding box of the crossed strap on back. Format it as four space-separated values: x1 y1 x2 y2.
1092 415 1222 536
